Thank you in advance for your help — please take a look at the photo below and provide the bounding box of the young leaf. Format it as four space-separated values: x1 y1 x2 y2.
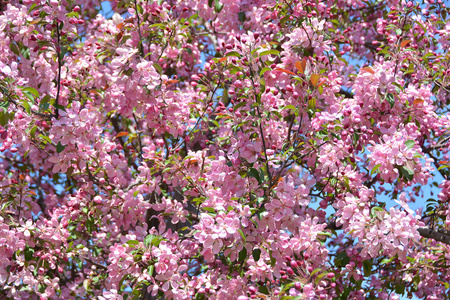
114 131 129 140
360 67 375 75
310 74 320 87
295 60 304 74
274 68 296 75
400 40 411 48
413 98 425 105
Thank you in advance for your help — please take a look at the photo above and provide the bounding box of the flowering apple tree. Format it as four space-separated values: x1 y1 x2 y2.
1 0 450 299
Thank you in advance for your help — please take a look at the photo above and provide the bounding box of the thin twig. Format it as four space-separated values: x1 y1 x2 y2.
55 21 62 119
133 0 144 56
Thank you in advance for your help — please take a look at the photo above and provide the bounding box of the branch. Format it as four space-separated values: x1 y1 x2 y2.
132 112 143 160
5 93 55 120
418 227 450 245
109 115 140 170
338 89 354 98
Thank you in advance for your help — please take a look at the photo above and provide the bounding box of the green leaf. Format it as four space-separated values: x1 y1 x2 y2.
371 164 381 175
0 101 9 110
21 46 30 60
259 285 269 295
153 63 163 74
86 218 94 233
0 111 11 126
21 87 39 98
405 140 415 149
412 274 420 289
136 4 143 14
282 105 297 111
395 283 405 295
56 141 66 153
144 234 154 248
147 265 154 276
21 100 31 114
395 28 402 36
203 207 215 213
24 245 35 261
233 101 246 110
144 234 164 247
149 23 166 29
315 272 328 284
225 51 241 57
30 125 37 139
38 134 52 144
238 11 246 22
10 43 20 56
126 240 139 246
310 268 322 277
335 251 350 267
399 166 414 181
363 260 372 277
247 168 260 183
260 67 271 76
39 95 51 111
386 93 395 108
317 231 332 237
308 98 316 109
371 206 385 216
252 248 261 261
237 228 246 242
259 50 280 57
380 256 395 264
208 0 213 7
238 247 247 263
214 0 223 13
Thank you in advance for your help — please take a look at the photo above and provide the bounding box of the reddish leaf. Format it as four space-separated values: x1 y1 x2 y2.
187 159 199 167
164 80 179 85
116 31 124 43
274 68 296 75
295 59 307 74
361 67 375 75
219 57 228 63
400 40 411 48
114 132 129 139
439 161 449 164
310 74 321 87
117 22 124 30
413 98 425 105
295 61 303 74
